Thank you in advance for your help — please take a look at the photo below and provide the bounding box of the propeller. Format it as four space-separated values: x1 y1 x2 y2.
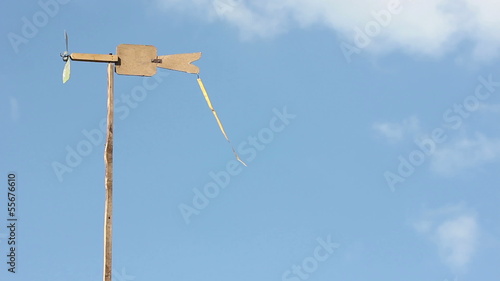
60 30 70 83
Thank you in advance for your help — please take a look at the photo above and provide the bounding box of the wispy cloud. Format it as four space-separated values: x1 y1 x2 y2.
372 116 420 143
430 133 500 177
156 0 500 61
436 215 478 271
413 204 479 274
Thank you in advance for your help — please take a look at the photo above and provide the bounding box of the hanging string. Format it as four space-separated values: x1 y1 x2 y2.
196 75 247 167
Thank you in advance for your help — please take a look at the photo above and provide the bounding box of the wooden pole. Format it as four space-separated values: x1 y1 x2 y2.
103 62 114 281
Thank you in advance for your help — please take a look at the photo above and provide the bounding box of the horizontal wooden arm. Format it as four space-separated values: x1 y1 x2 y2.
70 53 119 63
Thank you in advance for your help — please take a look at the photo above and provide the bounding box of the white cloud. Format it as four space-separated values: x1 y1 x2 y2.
413 204 479 273
372 116 420 143
436 216 478 270
430 133 500 177
156 0 500 61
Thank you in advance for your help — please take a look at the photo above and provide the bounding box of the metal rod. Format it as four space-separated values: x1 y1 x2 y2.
103 62 114 281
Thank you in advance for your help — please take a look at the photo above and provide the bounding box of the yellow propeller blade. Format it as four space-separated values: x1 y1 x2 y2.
62 59 70 83
197 77 247 166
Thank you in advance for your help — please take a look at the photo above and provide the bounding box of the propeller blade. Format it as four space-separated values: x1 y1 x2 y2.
64 30 69 53
62 59 70 83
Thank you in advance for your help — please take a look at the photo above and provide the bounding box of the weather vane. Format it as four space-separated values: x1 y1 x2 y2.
60 31 245 281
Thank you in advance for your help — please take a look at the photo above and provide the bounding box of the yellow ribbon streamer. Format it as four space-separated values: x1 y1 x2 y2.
197 76 247 167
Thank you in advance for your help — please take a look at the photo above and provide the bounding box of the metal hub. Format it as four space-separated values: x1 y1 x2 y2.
60 53 69 62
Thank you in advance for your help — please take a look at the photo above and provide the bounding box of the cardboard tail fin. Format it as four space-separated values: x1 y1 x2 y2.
157 52 202 74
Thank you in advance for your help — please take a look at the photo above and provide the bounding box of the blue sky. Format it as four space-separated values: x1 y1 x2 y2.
1 0 500 280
